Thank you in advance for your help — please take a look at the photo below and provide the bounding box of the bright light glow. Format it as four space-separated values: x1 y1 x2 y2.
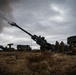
15 37 30 41
49 4 65 22
55 16 64 22
48 16 64 22
51 4 64 14
9 36 14 40
0 33 3 37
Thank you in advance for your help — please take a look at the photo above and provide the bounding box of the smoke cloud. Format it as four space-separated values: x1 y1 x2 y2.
0 0 13 32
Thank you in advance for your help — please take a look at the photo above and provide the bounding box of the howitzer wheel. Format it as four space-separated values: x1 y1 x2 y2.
40 46 46 51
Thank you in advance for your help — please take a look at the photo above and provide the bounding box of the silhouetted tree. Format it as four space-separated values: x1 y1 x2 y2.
60 41 65 52
55 41 60 52
64 45 69 52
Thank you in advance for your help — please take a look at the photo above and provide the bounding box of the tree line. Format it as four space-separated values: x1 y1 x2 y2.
53 41 76 53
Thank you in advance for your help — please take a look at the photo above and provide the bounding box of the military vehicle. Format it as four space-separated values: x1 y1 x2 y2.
67 36 76 47
0 44 15 51
8 22 53 51
17 45 31 51
0 45 5 51
7 43 13 48
66 36 76 55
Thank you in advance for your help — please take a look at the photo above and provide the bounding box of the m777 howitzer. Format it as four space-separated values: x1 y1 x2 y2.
8 22 52 51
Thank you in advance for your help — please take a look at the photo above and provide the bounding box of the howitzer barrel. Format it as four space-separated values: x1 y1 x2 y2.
8 22 52 50
14 24 32 36
8 22 32 37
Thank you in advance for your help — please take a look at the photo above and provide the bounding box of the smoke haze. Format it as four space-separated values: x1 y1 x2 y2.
0 0 13 32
